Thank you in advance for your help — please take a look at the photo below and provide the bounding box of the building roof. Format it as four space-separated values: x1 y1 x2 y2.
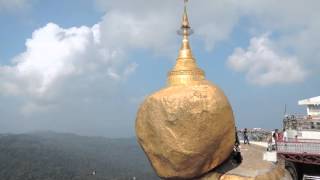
298 96 320 105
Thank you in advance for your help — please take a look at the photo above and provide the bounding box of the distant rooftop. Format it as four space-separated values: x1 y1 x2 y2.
299 96 320 105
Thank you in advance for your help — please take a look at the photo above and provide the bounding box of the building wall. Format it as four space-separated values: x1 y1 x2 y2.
307 105 320 116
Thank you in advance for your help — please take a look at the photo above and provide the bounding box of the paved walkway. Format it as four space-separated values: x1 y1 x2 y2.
201 143 291 180
249 141 268 148
227 144 273 177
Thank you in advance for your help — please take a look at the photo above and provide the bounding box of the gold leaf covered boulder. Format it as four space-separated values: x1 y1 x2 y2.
136 2 235 179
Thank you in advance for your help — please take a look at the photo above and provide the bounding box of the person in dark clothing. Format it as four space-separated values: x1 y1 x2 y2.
243 128 250 144
232 127 242 164
235 127 240 147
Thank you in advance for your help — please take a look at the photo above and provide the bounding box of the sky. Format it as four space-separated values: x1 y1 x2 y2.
0 0 319 138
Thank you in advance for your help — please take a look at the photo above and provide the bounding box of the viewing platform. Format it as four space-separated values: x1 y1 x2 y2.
200 143 291 180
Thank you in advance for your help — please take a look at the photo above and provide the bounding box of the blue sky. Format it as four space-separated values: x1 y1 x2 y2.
0 0 319 137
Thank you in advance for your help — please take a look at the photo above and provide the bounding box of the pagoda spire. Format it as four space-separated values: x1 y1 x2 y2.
177 0 194 59
167 0 205 86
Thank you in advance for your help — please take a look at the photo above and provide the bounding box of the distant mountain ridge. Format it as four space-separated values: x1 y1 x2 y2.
0 132 157 180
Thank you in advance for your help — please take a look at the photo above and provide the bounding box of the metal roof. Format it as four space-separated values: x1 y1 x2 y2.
299 96 320 105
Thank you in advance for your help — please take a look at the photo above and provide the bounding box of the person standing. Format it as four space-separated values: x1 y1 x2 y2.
273 129 279 150
243 128 250 144
278 129 284 142
283 129 288 142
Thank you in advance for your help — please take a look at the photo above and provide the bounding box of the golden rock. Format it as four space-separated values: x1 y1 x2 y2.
136 1 235 179
136 82 235 178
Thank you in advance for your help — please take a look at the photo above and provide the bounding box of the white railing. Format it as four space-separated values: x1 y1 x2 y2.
303 175 320 180
286 138 320 143
285 114 320 121
277 141 320 155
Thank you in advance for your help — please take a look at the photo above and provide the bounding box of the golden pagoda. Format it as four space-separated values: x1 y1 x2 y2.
136 1 236 179
167 1 205 86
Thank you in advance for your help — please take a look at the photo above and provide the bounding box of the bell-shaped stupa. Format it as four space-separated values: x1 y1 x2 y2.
136 1 236 179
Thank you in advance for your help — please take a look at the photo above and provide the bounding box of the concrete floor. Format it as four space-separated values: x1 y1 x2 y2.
200 143 292 180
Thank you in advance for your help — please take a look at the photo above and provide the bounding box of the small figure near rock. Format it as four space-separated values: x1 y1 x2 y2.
235 127 240 147
273 129 279 150
243 128 250 144
232 127 242 164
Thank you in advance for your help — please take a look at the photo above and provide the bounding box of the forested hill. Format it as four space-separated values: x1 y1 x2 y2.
0 132 158 180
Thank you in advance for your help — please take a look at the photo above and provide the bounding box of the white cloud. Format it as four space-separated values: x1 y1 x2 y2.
0 21 141 97
14 23 95 94
95 0 243 51
0 23 110 96
0 17 142 136
239 0 320 66
97 10 181 59
228 34 307 86
1 0 318 112
94 0 320 72
1 3 186 116
21 102 52 116
0 0 29 12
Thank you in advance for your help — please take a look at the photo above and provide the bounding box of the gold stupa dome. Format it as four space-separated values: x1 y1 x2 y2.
136 1 236 179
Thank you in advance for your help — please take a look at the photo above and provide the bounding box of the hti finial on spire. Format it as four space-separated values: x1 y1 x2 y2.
184 0 189 14
178 0 193 36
